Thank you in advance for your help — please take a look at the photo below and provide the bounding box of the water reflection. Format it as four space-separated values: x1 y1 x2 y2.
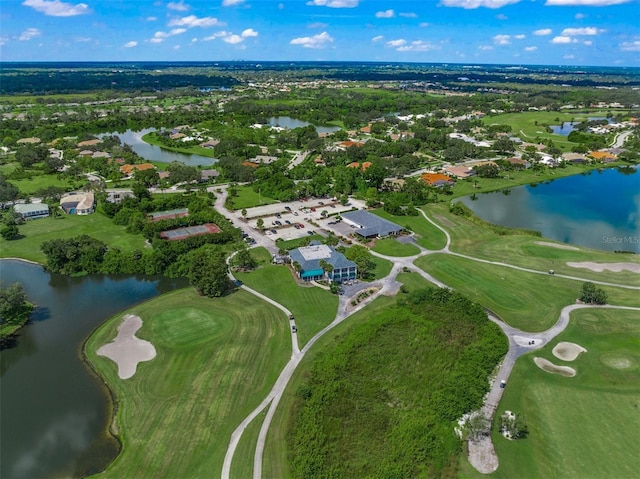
458 167 639 252
0 259 186 479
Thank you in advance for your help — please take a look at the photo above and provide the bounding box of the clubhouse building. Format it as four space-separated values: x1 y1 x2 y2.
341 210 403 239
289 242 357 283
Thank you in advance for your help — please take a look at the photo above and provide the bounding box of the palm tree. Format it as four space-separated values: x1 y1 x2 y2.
292 261 301 277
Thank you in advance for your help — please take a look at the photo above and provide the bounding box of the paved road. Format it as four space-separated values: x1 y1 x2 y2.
219 202 637 478
610 129 632 148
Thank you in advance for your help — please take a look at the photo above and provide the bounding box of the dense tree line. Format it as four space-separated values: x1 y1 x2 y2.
288 287 507 478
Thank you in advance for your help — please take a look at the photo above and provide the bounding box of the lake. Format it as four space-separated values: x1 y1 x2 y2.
550 117 611 136
267 116 341 134
0 260 185 479
99 128 217 166
458 167 639 253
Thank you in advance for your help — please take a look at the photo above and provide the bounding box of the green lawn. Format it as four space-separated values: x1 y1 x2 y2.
372 209 448 250
481 110 604 151
459 308 640 479
369 255 393 281
229 185 278 210
142 132 218 158
9 173 77 195
371 237 421 257
230 410 266 479
425 203 640 286
86 287 290 479
415 253 636 332
235 248 338 347
396 271 434 293
275 234 325 251
0 213 147 264
449 163 627 199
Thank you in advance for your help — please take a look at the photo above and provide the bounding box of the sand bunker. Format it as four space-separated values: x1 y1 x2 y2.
552 342 587 361
534 357 576 377
97 314 156 380
514 335 542 347
535 241 579 251
566 262 640 273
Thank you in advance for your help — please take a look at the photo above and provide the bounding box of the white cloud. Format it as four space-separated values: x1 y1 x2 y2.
399 12 418 18
496 13 508 19
123 41 138 48
396 40 439 52
575 13 587 19
561 27 603 36
514 34 525 40
386 38 407 47
493 34 511 45
0 36 8 47
18 27 41 41
150 28 187 43
22 0 90 17
203 31 229 41
167 1 189 11
146 16 157 21
534 29 553 36
169 15 225 28
375 9 395 18
440 0 521 9
551 35 573 44
563 54 575 59
191 37 198 43
479 45 494 50
524 45 538 51
223 0 245 5
419 22 430 27
546 0 630 5
223 34 243 44
173 45 181 50
371 35 384 42
241 28 258 37
290 31 334 48
308 22 328 29
583 40 593 46
306 0 359 7
620 40 640 51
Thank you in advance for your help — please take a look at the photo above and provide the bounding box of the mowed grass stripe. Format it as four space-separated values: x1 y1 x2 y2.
415 254 636 331
235 250 338 348
86 288 289 479
485 308 640 479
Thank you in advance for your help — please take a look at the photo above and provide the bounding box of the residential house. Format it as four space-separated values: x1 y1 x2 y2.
443 165 476 179
119 163 155 177
105 189 135 204
506 158 531 169
421 173 455 187
200 169 219 182
14 203 49 220
60 192 95 215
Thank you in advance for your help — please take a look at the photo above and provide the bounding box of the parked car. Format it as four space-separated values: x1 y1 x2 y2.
284 206 291 211
285 220 291 225
293 211 299 216
299 224 305 228
271 229 277 234
307 231 314 235
275 220 282 226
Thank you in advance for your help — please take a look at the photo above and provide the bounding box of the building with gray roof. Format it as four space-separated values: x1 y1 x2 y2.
14 203 49 220
341 210 403 239
289 242 357 283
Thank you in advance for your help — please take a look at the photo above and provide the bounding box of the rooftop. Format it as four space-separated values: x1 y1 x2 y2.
341 210 403 238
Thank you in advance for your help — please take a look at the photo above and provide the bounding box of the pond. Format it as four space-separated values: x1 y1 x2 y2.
549 117 612 136
267 116 341 134
99 128 218 166
457 167 639 253
0 260 186 479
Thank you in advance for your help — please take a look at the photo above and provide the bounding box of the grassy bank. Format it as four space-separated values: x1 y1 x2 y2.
142 132 218 158
0 213 147 264
459 307 640 479
450 163 628 199
227 185 278 210
415 253 636 332
86 287 290 479
235 248 338 348
425 203 640 286
372 237 421 257
372 208 448 250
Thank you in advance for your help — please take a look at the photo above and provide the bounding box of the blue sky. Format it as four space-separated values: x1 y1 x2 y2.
1 0 639 66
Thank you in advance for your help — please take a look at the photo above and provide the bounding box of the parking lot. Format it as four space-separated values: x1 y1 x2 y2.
242 198 367 243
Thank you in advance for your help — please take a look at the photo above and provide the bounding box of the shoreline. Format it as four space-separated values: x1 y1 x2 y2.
0 257 43 266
